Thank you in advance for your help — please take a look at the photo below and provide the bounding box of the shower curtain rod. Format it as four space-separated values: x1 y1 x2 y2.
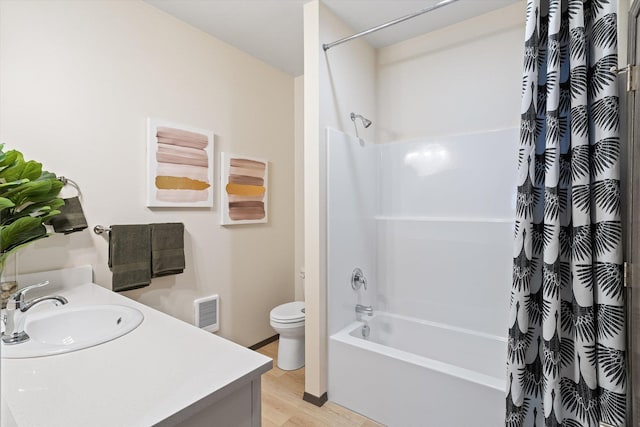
322 0 461 51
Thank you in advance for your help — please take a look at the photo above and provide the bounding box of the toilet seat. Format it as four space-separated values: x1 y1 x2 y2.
270 319 305 329
270 301 305 324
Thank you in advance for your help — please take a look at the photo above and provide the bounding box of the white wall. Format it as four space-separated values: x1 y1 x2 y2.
304 0 376 399
294 76 305 301
376 2 525 142
0 0 295 347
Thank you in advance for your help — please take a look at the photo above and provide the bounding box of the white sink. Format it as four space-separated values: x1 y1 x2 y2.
1 304 144 358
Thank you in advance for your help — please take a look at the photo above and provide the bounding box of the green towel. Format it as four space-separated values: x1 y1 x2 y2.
108 225 151 292
50 197 88 234
150 223 185 277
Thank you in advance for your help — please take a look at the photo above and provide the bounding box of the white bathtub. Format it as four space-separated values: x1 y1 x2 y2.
328 312 507 427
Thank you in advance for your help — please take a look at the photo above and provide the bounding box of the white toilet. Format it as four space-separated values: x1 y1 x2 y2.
269 301 305 370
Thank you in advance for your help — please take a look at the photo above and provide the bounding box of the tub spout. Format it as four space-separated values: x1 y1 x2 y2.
355 304 373 316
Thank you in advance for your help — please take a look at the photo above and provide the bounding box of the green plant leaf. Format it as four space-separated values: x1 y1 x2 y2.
38 209 61 223
5 200 64 225
22 160 43 181
0 151 25 183
4 179 62 207
0 150 17 169
15 198 64 217
37 170 58 180
0 146 63 257
0 197 15 211
0 179 29 193
1 216 47 254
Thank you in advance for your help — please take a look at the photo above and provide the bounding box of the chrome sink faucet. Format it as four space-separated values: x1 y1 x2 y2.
1 281 68 345
355 304 373 316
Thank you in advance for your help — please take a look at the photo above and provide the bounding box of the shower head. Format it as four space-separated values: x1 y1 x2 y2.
350 112 372 128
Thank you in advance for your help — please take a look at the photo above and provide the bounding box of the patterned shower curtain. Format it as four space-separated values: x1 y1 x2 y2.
506 0 626 426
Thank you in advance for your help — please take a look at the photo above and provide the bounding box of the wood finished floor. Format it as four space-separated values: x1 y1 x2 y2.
256 340 384 427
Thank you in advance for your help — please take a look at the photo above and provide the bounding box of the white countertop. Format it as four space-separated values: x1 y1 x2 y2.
1 269 272 427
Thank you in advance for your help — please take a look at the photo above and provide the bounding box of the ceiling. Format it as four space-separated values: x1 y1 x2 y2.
145 0 521 77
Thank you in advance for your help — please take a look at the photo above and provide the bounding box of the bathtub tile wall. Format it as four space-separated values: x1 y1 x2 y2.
377 219 513 336
326 128 518 338
376 128 518 337
377 129 518 218
326 128 378 335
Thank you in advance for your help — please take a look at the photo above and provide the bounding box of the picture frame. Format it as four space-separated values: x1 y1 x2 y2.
220 153 268 225
147 118 214 207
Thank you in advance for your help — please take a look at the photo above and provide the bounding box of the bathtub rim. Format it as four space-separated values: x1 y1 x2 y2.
331 311 507 392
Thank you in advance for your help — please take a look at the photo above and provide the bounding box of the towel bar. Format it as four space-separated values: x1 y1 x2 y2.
93 225 111 235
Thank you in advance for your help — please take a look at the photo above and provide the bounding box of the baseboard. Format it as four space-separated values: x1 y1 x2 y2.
248 334 279 350
302 392 328 407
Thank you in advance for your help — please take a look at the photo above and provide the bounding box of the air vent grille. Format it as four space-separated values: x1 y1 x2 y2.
194 295 219 332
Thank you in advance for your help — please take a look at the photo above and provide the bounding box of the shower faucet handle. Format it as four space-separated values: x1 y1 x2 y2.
351 268 367 291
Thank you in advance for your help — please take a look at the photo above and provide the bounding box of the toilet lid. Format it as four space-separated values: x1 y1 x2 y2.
270 301 305 323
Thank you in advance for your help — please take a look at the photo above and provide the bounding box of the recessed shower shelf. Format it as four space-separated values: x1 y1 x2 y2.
373 215 513 223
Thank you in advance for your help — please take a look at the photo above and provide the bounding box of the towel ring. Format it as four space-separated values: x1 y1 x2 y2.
58 176 83 199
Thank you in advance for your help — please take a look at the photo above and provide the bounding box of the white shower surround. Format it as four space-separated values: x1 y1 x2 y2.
326 128 378 336
330 312 506 426
326 127 518 424
327 128 518 335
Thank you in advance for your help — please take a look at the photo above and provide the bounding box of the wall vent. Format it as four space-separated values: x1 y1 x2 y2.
194 295 219 333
